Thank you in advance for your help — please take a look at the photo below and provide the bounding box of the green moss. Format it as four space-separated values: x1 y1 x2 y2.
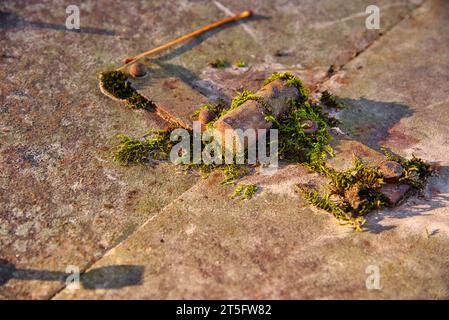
300 152 431 230
232 184 258 200
221 164 249 185
320 90 344 109
382 148 433 188
234 61 247 68
297 185 365 231
230 89 273 114
112 130 172 165
107 69 431 231
297 156 389 230
208 59 228 68
100 70 155 111
274 99 334 163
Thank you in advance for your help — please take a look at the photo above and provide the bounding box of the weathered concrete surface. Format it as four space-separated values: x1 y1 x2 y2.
56 0 449 299
126 0 420 125
55 170 449 299
0 1 201 299
321 0 449 236
0 0 442 299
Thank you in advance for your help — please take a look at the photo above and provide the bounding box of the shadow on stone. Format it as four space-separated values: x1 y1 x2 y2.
364 166 449 234
337 98 415 152
325 97 448 233
153 13 270 63
0 11 115 36
0 259 144 289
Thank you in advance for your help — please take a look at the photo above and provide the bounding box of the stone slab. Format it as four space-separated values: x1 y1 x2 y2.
0 0 438 300
55 169 449 299
320 0 449 236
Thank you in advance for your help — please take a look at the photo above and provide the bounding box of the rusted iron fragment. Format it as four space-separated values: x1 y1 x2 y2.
129 63 209 129
213 79 299 149
380 183 411 205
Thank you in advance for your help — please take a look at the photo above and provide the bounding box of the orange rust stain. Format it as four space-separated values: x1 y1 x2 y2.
162 79 178 90
380 127 420 151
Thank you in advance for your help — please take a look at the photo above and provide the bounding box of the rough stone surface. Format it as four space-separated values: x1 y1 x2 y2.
1 0 447 300
322 0 449 236
56 171 449 299
326 135 387 171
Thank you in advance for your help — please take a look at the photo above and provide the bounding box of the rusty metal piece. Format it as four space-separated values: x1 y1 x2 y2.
301 120 318 134
128 62 147 78
380 183 411 205
199 109 217 125
378 160 404 181
213 78 299 150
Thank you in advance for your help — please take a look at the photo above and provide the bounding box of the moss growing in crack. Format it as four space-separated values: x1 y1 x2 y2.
100 70 155 111
208 59 228 68
231 184 258 200
221 164 249 185
112 130 172 165
320 90 344 109
296 185 365 232
234 61 247 68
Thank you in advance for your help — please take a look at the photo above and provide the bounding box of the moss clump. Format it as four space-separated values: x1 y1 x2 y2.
112 130 172 165
299 153 431 230
208 59 228 68
273 98 334 164
100 70 154 111
320 90 343 109
297 157 387 231
234 61 247 68
231 184 258 200
221 164 249 185
108 70 432 231
297 186 366 231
